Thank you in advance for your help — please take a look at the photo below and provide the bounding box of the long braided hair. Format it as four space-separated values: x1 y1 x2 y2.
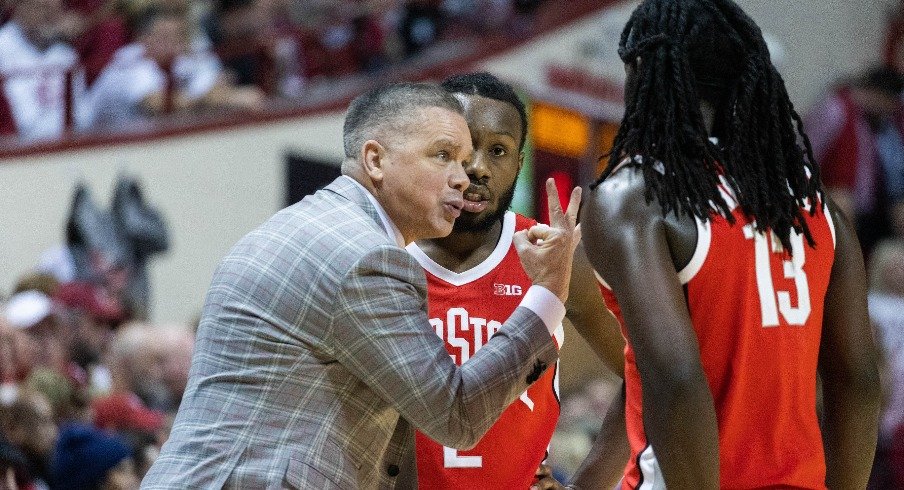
593 0 822 249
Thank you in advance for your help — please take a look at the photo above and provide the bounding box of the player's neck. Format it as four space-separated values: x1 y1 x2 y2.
419 219 504 273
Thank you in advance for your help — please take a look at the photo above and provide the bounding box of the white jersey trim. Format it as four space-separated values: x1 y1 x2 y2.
677 217 711 285
593 270 611 291
638 445 666 490
824 201 837 250
406 211 517 286
592 217 709 289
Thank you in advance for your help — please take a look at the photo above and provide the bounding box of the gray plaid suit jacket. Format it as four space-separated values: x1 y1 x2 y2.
141 176 558 489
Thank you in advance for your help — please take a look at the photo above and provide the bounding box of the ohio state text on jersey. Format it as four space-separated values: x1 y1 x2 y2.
407 212 564 489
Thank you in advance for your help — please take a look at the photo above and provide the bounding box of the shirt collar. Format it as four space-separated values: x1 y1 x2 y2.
342 176 405 247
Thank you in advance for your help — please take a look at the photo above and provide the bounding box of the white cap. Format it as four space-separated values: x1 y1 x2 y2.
4 290 52 330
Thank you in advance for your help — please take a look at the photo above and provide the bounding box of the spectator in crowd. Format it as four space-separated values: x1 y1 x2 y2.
25 366 87 425
4 290 70 373
0 319 33 401
206 0 272 87
12 272 60 297
52 422 139 489
54 281 125 395
0 390 58 489
92 323 167 437
0 0 89 140
0 321 19 399
806 67 904 257
867 238 904 489
85 6 264 130
207 0 317 95
157 325 193 412
122 0 222 79
1 437 28 490
399 0 443 57
350 3 389 73
869 239 904 436
65 0 129 86
316 3 363 77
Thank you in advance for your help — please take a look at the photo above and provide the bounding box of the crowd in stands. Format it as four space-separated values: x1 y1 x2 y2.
0 278 195 489
0 178 186 489
0 0 547 141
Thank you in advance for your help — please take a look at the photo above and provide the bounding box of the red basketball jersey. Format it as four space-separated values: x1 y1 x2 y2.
407 212 563 489
597 183 836 489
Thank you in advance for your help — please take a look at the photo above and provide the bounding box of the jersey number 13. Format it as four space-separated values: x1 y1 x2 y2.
743 224 811 327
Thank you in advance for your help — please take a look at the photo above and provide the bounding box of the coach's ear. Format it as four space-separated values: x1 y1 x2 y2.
362 140 386 185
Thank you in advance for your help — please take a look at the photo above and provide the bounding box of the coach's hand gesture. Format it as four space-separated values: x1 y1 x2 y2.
514 178 582 303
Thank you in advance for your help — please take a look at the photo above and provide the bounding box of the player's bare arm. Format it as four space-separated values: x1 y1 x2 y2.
819 199 881 489
566 240 625 377
530 228 630 490
580 166 719 489
559 239 629 488
568 381 627 489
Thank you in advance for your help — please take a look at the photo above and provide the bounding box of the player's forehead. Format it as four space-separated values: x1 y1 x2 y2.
453 94 521 143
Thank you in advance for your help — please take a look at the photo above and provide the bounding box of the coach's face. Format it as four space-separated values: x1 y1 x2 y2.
452 93 523 232
365 106 471 243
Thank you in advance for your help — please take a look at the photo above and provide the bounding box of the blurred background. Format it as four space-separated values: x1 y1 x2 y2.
1 0 903 487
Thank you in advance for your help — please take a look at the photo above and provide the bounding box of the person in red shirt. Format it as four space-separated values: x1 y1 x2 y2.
408 72 628 489
574 0 881 488
64 0 128 86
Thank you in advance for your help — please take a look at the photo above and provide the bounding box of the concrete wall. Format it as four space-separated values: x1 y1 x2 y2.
0 114 344 322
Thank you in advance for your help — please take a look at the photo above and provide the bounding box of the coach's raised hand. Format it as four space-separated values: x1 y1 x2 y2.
513 178 582 303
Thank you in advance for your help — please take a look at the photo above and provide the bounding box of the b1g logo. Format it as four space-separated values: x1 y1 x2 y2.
493 283 522 296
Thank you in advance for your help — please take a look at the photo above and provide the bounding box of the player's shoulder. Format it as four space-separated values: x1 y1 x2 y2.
582 163 661 243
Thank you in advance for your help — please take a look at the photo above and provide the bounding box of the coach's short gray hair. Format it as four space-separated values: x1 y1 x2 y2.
342 83 464 159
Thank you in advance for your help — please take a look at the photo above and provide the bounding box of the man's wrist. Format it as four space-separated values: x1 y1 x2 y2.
520 285 566 335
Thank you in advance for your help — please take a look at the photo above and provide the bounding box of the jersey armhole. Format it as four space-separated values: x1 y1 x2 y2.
593 270 611 291
593 218 709 289
676 218 711 285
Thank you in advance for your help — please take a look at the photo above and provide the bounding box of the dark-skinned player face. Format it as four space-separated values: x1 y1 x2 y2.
452 93 524 233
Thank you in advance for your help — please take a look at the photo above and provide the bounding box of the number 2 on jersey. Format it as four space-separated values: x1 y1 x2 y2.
441 390 535 468
743 224 811 327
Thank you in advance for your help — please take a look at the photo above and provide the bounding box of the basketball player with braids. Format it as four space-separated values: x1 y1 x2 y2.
407 72 628 489
575 0 881 488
